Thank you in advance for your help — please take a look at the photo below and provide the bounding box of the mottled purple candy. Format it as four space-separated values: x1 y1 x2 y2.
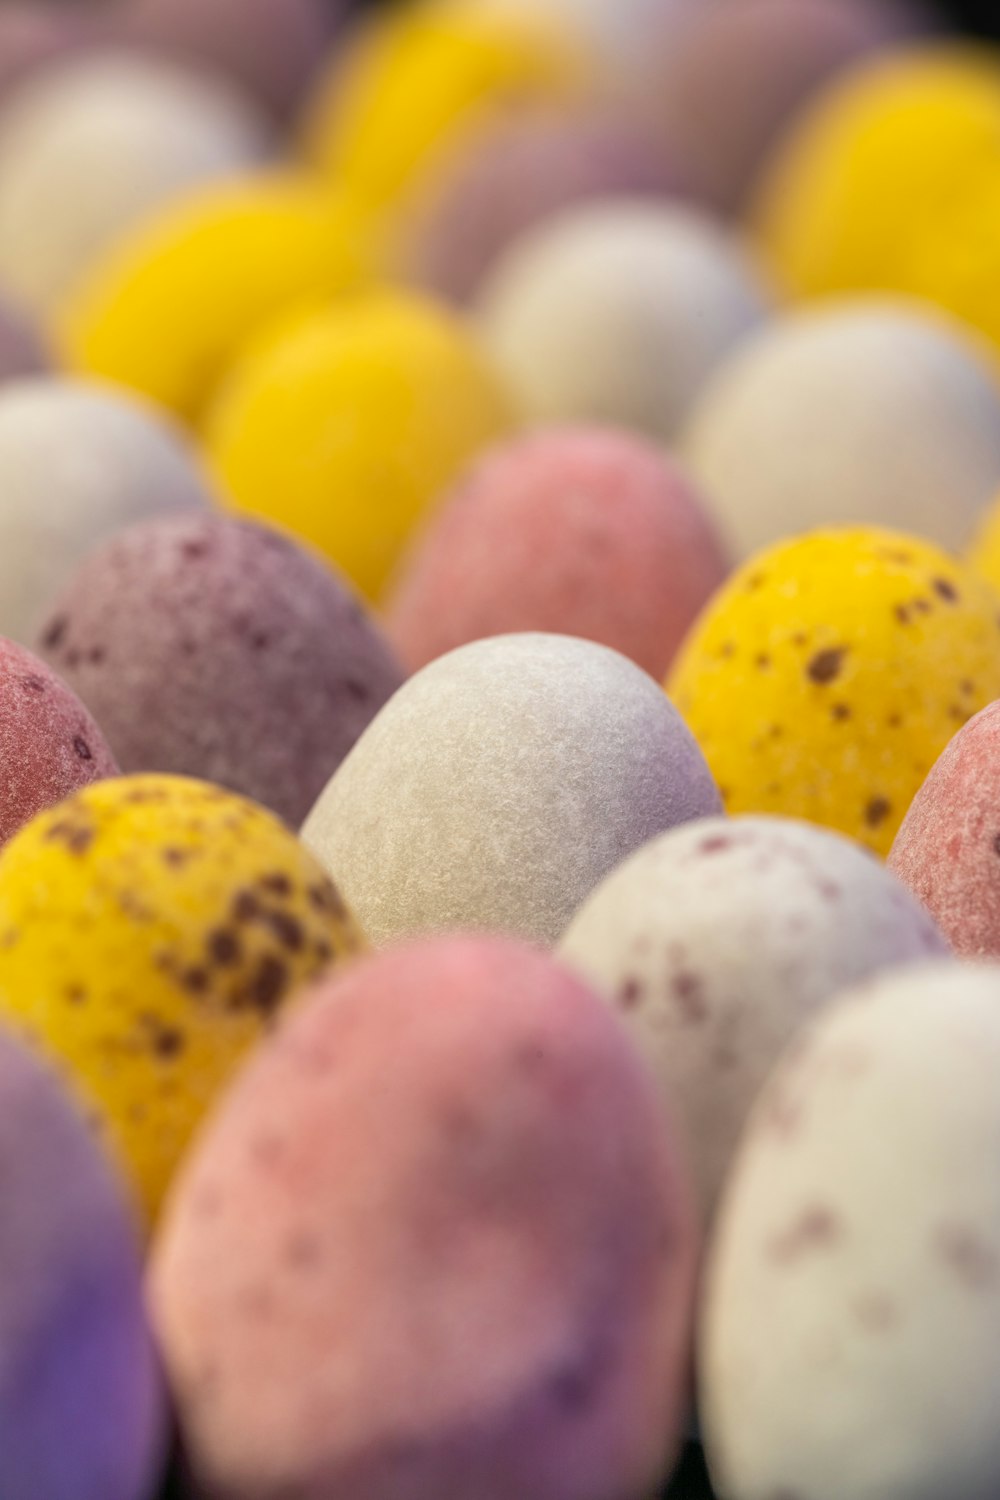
38 514 405 827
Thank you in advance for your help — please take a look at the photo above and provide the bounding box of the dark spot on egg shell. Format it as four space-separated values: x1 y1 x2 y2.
41 615 68 650
618 977 642 1010
43 819 94 856
549 1359 602 1415
993 833 1000 858
181 967 209 996
699 834 732 856
259 873 292 897
21 674 46 694
831 703 851 722
243 955 288 1018
933 577 959 604
64 984 86 1005
934 1223 999 1290
260 908 305 953
768 1205 842 1264
161 846 190 868
755 653 771 670
72 736 93 762
864 798 892 830
673 972 707 1024
913 598 932 615
232 889 261 923
806 647 847 686
887 712 903 729
894 604 911 625
208 928 241 966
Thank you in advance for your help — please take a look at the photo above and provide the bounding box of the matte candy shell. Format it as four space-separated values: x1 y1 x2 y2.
303 633 722 947
0 1032 165 1500
384 426 727 677
207 292 518 601
0 637 118 849
37 514 404 827
58 173 369 424
889 702 1000 957
152 936 698 1500
0 775 364 1223
669 528 1000 855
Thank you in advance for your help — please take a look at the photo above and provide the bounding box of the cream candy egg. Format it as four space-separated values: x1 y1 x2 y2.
559 815 948 1225
303 633 721 947
0 50 271 318
0 378 213 643
702 961 1000 1500
152 936 698 1500
682 300 1000 560
476 200 771 442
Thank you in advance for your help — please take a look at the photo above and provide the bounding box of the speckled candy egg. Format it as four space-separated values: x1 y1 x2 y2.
681 301 1000 561
0 775 364 1224
559 815 947 1225
669 528 1000 855
0 1030 165 1500
396 106 684 304
125 0 335 120
151 936 698 1500
476 200 771 442
58 173 369 424
206 291 518 601
38 514 405 827
701 961 1000 1500
0 379 212 644
0 50 271 319
0 637 118 849
303 633 721 947
888 701 1000 957
384 426 728 677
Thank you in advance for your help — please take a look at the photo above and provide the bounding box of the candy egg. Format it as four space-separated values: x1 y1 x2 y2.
753 45 1000 300
58 172 369 424
151 935 698 1500
384 425 728 677
669 527 1000 855
681 301 1000 560
0 1030 165 1500
206 291 518 601
0 379 212 644
38 514 405 827
396 106 683 304
476 200 771 442
303 633 721 947
701 961 1000 1500
304 1 588 219
0 50 271 319
655 0 908 217
0 636 118 848
0 775 364 1223
124 0 335 120
889 701 1000 957
559 815 947 1225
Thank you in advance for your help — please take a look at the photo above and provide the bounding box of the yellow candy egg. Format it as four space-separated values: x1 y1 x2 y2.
0 775 364 1223
205 290 518 601
669 528 1000 855
304 1 588 220
57 173 369 424
753 45 1000 301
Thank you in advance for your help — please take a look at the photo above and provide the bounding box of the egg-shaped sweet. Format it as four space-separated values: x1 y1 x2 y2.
560 815 947 1225
655 0 907 217
0 50 271 319
701 961 1000 1500
0 379 212 644
303 633 721 947
0 636 118 848
38 514 405 828
681 301 1000 561
206 291 518 601
0 775 364 1223
396 106 683 304
0 1030 165 1500
58 173 368 424
753 45 1000 300
384 425 727 677
669 528 1000 856
476 200 771 442
151 935 698 1500
889 701 1000 957
124 0 335 120
304 2 588 219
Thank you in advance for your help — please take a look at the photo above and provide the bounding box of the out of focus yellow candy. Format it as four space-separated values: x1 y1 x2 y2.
206 290 518 601
304 1 589 219
753 46 1000 301
969 489 1000 592
0 775 364 1224
669 528 1000 856
57 173 369 424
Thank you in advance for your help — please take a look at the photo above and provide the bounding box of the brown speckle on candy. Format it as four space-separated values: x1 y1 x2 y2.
767 1205 842 1264
934 1223 1000 1291
806 646 847 685
864 797 892 830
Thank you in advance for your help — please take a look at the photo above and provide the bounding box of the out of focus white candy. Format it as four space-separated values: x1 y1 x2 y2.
476 200 771 442
0 50 271 317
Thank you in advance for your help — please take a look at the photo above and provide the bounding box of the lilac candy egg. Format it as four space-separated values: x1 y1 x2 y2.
38 513 405 828
0 1028 165 1500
